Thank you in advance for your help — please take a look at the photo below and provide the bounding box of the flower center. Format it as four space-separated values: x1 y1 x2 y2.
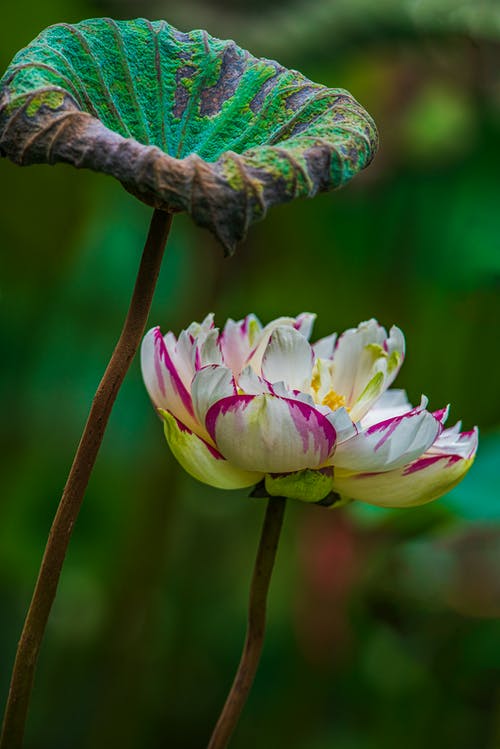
311 371 321 392
321 389 346 411
311 367 348 411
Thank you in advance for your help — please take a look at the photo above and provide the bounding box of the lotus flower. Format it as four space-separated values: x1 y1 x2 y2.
141 314 477 507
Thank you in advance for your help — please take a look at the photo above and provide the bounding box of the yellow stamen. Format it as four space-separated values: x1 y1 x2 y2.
322 389 346 411
311 371 321 393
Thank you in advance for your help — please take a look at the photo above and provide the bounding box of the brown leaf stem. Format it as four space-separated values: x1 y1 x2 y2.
207 496 287 749
0 208 173 749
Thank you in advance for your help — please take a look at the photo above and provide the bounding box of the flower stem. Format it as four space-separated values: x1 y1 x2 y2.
0 208 173 749
207 496 287 749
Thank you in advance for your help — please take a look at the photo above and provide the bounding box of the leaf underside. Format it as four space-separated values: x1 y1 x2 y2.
0 18 378 252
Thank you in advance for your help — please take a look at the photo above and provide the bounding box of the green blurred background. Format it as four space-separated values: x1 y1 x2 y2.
1 2 499 748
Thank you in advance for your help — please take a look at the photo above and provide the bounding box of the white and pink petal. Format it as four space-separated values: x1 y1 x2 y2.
428 424 478 458
277 385 316 407
195 328 224 369
325 406 358 444
162 331 195 390
237 366 274 395
175 313 216 382
160 410 263 490
331 319 386 400
191 365 236 429
331 404 442 472
185 312 215 340
205 393 336 474
360 389 412 429
219 314 262 375
386 325 405 360
141 327 199 433
175 329 198 384
261 326 314 392
331 425 478 508
246 313 315 372
331 320 405 422
331 458 471 508
293 312 316 340
432 405 450 425
312 332 337 360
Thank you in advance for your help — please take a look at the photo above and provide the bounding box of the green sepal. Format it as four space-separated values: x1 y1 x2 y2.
265 468 334 503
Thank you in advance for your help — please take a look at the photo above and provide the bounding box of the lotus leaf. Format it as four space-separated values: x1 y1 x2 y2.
0 18 378 252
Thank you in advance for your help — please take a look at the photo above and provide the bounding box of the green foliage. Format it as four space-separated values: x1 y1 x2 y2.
0 18 373 161
0 18 377 252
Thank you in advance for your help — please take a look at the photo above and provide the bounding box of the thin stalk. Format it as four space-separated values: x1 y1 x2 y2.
0 208 173 749
207 496 286 749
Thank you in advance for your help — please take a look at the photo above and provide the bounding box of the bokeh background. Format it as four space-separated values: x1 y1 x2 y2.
1 2 499 748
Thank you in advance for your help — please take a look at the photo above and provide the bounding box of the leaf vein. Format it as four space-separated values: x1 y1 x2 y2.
105 18 151 145
59 22 132 137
